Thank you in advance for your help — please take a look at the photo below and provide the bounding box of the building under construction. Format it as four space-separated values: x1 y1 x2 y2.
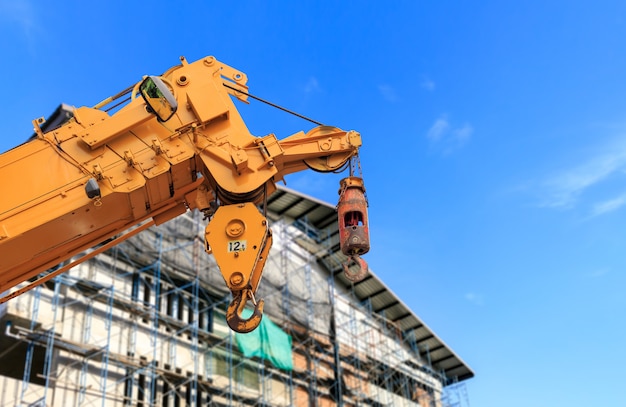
0 186 473 406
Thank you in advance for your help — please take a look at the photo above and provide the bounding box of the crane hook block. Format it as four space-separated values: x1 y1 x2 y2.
226 289 265 333
337 176 370 282
337 176 370 256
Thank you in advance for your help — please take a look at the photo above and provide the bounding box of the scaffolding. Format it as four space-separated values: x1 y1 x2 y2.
0 196 471 407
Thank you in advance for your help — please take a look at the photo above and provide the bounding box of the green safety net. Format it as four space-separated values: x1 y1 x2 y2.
235 309 293 371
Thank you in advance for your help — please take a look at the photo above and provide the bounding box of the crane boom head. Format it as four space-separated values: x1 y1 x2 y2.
0 55 369 332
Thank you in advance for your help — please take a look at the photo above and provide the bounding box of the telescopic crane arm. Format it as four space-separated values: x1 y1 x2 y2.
0 56 370 332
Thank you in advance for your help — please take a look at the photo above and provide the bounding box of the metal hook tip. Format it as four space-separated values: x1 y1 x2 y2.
226 292 265 333
343 254 368 282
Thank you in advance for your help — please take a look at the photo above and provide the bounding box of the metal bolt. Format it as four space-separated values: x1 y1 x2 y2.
230 272 243 286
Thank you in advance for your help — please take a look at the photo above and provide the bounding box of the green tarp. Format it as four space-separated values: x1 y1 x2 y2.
235 309 293 371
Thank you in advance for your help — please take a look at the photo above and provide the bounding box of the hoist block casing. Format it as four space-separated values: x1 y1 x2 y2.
205 203 270 291
337 176 370 256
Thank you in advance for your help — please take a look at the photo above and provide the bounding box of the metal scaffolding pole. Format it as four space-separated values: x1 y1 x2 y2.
19 285 41 405
1 203 469 406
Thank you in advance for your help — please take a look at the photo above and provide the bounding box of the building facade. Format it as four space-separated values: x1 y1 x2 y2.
0 187 472 406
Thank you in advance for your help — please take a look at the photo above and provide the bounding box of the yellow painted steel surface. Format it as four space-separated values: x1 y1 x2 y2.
205 203 270 293
0 56 363 324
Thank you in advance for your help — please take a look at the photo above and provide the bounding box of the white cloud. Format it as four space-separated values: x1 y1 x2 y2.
540 144 626 210
464 292 484 306
588 268 610 278
0 2 36 39
426 115 473 155
427 117 450 142
420 77 435 91
590 193 626 217
454 123 473 144
303 77 321 94
378 84 397 102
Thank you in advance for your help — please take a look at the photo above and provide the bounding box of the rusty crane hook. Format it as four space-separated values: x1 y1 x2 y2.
226 288 265 333
342 254 368 282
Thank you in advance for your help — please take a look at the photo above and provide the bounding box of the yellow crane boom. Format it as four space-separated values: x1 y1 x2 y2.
0 56 368 332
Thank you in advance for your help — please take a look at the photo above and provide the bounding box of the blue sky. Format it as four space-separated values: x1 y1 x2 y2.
2 1 626 406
